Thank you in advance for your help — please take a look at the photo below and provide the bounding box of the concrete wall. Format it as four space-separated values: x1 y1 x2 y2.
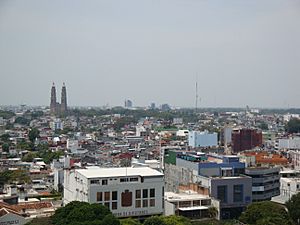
64 170 164 218
210 177 252 207
189 131 218 148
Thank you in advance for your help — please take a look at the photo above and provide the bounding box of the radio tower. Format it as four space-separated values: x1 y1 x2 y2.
195 81 198 113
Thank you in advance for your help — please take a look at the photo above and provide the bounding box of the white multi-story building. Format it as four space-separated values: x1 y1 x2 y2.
279 137 300 150
50 118 63 131
288 150 300 170
165 191 219 219
188 131 218 148
64 167 164 218
272 175 300 204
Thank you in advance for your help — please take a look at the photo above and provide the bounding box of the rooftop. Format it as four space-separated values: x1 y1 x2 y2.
76 167 164 179
165 191 210 201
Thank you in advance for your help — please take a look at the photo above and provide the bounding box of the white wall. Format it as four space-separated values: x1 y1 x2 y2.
189 131 218 148
0 212 26 225
64 170 164 218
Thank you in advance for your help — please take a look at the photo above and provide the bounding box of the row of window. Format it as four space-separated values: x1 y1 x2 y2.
136 199 155 208
99 199 157 210
91 179 108 185
136 189 155 199
217 185 243 203
97 191 118 202
91 177 140 185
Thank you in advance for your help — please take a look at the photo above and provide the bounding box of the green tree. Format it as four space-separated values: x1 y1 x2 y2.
0 110 15 119
144 216 191 225
51 201 114 225
0 133 10 142
15 117 30 125
258 122 268 131
286 192 300 225
101 214 120 225
120 218 141 225
22 152 37 162
0 170 30 186
143 216 165 225
2 143 10 152
163 215 191 225
286 118 300 133
28 127 40 144
207 207 218 219
239 201 292 225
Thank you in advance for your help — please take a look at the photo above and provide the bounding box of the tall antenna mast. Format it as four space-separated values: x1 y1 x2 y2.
195 82 198 110
195 77 199 112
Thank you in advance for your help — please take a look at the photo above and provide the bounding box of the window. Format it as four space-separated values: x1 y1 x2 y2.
201 199 211 206
104 192 110 201
193 200 200 206
130 177 138 182
91 180 100 184
233 185 243 202
150 199 155 207
104 202 110 209
179 201 191 208
112 191 118 201
143 199 148 208
120 178 128 182
143 189 148 198
217 185 227 203
135 200 141 208
112 202 117 210
97 192 102 202
136 190 141 199
150 188 155 198
102 179 108 185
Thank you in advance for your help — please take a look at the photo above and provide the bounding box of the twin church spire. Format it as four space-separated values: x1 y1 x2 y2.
50 82 68 115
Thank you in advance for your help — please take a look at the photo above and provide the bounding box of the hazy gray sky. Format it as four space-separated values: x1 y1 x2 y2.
0 0 300 108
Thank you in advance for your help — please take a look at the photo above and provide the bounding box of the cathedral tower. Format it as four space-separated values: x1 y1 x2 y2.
50 82 57 114
61 82 68 114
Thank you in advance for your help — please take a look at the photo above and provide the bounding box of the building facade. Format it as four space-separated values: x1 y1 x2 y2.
50 83 68 116
64 167 164 218
164 191 219 219
232 129 262 153
164 151 252 219
288 150 300 170
245 167 280 201
188 131 218 148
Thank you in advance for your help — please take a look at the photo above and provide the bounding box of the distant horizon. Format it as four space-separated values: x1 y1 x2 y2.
1 104 300 111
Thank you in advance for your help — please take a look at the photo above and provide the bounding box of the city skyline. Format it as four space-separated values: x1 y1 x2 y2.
0 0 300 108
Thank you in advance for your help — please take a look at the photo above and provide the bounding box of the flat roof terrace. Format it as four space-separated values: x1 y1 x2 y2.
76 167 164 179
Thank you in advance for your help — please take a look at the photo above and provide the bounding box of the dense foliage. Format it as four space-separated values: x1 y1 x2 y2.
0 110 15 119
51 201 119 225
239 201 292 225
286 118 300 133
15 116 30 125
144 215 191 225
0 170 30 187
22 148 64 164
286 192 300 225
28 127 40 144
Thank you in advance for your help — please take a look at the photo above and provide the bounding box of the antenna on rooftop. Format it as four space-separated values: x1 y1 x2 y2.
195 74 199 113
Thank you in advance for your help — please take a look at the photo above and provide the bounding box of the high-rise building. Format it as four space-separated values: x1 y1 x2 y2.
124 99 133 108
232 129 262 153
50 83 68 116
